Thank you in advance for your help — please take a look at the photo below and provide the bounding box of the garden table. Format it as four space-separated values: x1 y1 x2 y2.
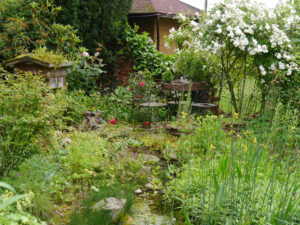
191 103 216 114
139 102 168 127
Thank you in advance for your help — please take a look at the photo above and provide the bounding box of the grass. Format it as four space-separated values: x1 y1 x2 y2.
164 107 299 224
70 185 134 225
219 77 261 116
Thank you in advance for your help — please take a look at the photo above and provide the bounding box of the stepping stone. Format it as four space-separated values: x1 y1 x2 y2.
92 197 126 222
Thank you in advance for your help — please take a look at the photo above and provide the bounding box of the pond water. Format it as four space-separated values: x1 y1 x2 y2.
130 196 176 225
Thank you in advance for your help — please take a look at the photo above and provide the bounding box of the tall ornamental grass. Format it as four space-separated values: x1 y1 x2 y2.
165 106 299 224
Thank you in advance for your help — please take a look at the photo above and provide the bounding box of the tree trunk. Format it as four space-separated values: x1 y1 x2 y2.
260 89 267 115
227 80 239 113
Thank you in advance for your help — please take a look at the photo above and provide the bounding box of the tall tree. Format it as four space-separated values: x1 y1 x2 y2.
54 0 133 53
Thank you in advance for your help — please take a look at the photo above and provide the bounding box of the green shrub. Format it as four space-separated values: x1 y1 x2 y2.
67 50 105 95
0 0 80 63
54 90 94 129
118 25 174 79
0 73 59 176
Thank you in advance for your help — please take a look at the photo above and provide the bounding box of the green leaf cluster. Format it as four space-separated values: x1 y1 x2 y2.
0 0 80 64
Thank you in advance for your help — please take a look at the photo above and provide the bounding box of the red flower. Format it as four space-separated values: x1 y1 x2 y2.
137 95 141 99
110 118 117 125
139 82 145 87
127 87 130 91
144 121 150 126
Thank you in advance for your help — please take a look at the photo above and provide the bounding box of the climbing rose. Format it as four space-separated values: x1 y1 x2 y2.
82 51 89 57
144 121 150 126
139 82 145 87
110 118 117 125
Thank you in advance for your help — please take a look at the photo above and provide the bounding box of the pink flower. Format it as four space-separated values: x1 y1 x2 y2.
127 87 130 91
144 121 150 126
110 117 117 125
82 51 89 57
139 82 145 87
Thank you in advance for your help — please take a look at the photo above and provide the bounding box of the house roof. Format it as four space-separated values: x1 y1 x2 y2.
130 0 200 15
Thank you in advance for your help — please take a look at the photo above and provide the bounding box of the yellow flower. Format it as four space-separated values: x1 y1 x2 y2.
242 144 248 152
210 144 216 150
253 137 257 144
275 154 279 158
233 112 239 119
181 112 187 119
291 126 295 132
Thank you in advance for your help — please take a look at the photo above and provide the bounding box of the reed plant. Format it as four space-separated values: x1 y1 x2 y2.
165 104 299 224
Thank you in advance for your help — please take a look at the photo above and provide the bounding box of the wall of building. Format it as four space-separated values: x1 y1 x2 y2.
129 17 155 40
129 16 179 55
154 17 179 55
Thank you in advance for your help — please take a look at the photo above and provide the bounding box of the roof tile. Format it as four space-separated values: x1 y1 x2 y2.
130 0 200 15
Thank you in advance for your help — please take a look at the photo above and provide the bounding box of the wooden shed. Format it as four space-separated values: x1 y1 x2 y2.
129 0 200 54
6 56 73 89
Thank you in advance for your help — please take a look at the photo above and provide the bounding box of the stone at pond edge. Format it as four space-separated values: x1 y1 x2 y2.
122 214 134 225
62 137 72 146
81 110 105 130
91 197 126 222
135 189 143 195
140 154 160 165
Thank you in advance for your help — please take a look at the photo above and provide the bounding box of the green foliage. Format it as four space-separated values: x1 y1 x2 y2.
0 0 80 63
0 73 58 176
0 182 46 225
55 0 132 52
162 69 174 83
165 113 299 224
90 86 134 122
70 185 134 225
67 50 105 95
118 26 174 78
12 47 68 65
54 0 133 79
54 90 94 128
176 51 215 82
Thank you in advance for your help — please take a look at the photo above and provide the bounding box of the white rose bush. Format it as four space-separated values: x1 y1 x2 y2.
167 0 299 114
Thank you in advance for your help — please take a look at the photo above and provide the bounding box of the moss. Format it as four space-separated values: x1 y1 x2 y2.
15 47 68 65
145 1 154 12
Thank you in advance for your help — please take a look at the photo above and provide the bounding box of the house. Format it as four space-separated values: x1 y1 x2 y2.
129 0 200 54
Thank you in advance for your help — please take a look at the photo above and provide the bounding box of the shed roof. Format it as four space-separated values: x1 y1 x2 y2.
130 0 200 15
6 56 73 68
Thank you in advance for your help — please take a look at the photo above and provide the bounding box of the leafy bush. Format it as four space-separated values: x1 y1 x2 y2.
54 0 132 53
118 25 174 79
67 50 105 95
0 0 80 63
0 73 59 176
54 0 133 79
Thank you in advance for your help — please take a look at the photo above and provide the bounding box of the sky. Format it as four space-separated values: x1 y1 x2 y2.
180 0 288 10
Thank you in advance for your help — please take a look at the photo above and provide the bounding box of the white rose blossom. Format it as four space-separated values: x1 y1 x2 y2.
167 0 297 86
